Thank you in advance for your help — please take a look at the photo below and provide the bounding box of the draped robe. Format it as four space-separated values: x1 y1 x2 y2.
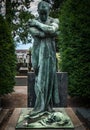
30 17 60 114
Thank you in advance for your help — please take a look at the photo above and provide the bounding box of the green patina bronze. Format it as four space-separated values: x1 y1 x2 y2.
16 1 74 129
29 1 60 115
16 108 74 129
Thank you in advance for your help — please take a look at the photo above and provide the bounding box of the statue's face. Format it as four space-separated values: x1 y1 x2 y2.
39 9 49 23
38 1 50 23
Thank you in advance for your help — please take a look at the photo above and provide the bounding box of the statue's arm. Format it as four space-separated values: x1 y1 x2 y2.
30 27 60 38
37 21 59 34
29 19 59 34
29 27 46 38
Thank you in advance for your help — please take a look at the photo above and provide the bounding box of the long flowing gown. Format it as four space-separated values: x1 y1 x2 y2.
30 17 60 114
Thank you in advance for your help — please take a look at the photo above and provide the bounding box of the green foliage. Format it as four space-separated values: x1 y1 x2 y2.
50 0 65 18
53 0 64 10
0 15 16 95
5 0 34 44
6 0 14 25
59 0 90 98
13 11 34 44
50 0 65 53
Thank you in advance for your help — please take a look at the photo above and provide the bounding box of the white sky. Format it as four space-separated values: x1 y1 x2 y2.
16 43 33 50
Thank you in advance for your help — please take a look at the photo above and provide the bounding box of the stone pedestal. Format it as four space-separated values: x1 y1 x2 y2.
76 108 90 128
0 98 1 108
16 108 74 129
28 72 68 107
15 76 27 86
4 108 85 130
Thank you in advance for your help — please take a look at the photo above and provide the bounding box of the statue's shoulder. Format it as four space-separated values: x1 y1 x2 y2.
49 17 59 24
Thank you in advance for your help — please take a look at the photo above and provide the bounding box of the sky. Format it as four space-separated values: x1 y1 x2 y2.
16 43 33 50
16 0 41 50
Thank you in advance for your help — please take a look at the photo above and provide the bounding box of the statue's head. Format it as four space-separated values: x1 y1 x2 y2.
38 1 50 22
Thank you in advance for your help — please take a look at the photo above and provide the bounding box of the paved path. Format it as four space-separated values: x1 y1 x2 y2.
1 86 27 108
1 86 89 129
14 86 27 95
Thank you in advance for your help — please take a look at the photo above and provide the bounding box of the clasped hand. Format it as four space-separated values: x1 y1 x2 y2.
28 19 38 27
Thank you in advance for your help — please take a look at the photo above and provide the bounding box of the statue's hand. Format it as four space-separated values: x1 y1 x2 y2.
28 19 38 27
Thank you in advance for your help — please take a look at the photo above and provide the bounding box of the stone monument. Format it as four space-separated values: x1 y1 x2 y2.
16 1 74 129
28 72 68 107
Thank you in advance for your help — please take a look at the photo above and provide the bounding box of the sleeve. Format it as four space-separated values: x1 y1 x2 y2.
29 27 46 38
35 18 59 34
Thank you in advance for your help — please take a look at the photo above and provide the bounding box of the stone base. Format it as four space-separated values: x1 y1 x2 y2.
76 108 90 128
0 98 1 107
15 76 27 86
16 108 74 129
28 72 68 107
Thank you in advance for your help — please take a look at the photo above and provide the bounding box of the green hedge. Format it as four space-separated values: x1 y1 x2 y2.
0 15 16 95
59 0 90 98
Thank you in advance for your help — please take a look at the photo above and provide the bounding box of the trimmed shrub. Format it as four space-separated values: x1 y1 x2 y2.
59 0 90 98
0 15 16 95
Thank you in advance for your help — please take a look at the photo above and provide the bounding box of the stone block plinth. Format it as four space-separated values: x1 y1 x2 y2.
28 72 68 107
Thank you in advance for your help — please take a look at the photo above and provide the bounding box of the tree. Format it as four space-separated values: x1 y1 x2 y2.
0 0 34 44
0 0 34 95
59 0 90 98
11 0 34 44
49 0 64 18
0 15 16 95
53 0 63 10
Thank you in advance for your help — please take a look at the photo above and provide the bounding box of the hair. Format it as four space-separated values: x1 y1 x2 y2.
38 1 50 11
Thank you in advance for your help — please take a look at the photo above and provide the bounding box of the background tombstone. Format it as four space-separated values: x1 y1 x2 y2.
28 72 68 107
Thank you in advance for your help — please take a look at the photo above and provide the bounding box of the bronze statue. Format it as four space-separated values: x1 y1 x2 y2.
29 0 60 116
16 1 74 129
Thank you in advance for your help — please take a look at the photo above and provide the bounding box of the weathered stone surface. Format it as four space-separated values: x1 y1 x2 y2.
76 108 90 128
0 109 9 125
19 67 28 75
15 108 85 130
0 108 84 130
15 76 27 86
0 98 1 107
27 72 36 107
57 72 68 107
5 108 21 130
16 108 74 129
28 72 68 107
